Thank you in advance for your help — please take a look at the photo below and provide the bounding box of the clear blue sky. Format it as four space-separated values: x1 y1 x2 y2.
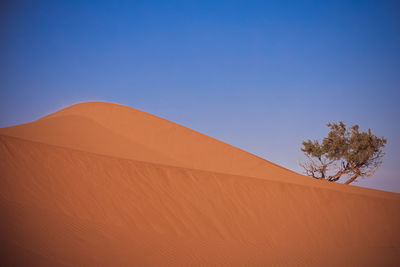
1 0 399 193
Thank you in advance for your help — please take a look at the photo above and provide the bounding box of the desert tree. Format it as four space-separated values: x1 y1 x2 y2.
299 122 387 184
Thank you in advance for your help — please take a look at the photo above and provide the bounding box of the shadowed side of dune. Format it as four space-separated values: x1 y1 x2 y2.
1 135 399 266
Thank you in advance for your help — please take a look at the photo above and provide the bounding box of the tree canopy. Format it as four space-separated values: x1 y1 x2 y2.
300 122 387 184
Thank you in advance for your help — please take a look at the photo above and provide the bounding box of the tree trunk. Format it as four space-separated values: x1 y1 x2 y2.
344 173 359 185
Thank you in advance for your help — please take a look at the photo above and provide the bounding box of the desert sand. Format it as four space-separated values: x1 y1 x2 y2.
1 102 399 266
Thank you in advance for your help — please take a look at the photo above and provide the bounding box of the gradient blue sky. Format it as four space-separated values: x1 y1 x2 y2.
1 0 399 192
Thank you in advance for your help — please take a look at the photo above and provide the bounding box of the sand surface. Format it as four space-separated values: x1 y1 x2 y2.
1 102 399 266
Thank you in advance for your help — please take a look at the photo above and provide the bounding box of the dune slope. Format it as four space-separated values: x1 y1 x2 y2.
1 135 400 266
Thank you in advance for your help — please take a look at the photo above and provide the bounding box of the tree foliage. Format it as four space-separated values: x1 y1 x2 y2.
300 122 387 184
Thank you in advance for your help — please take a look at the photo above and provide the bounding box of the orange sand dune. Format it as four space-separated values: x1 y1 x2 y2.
1 102 400 266
1 102 298 183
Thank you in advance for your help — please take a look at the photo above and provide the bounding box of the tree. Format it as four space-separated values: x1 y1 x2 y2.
299 122 387 184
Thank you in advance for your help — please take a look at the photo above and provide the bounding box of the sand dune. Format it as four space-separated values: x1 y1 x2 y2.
1 102 399 266
2 102 299 183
